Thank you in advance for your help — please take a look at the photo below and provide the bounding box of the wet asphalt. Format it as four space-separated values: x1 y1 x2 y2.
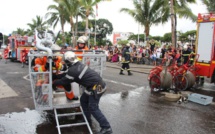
0 59 215 134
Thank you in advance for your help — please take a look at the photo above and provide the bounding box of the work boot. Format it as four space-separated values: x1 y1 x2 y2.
128 71 133 76
119 70 124 75
67 96 79 101
97 127 113 134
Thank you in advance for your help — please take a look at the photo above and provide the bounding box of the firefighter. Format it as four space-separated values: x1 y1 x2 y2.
182 44 191 65
52 51 112 134
119 43 133 75
50 44 78 100
74 36 89 61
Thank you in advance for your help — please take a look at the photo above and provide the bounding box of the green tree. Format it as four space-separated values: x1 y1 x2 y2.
26 15 47 36
120 0 197 45
200 0 215 13
79 0 102 35
14 28 27 36
117 40 129 46
46 1 69 44
128 34 145 42
163 33 172 42
76 18 113 46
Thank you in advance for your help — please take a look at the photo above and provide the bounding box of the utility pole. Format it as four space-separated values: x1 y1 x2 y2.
138 23 140 45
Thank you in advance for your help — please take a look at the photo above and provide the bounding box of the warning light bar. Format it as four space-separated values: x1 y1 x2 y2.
197 13 215 22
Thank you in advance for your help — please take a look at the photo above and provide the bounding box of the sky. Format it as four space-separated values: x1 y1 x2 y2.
0 0 207 41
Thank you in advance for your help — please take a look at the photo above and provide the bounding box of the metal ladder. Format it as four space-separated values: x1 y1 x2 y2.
54 106 93 134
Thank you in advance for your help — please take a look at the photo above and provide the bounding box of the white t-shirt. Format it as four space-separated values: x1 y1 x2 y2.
156 48 161 58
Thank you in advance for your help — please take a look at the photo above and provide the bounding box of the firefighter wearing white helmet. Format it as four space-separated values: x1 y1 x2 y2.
53 51 113 134
51 51 78 101
64 51 79 65
119 43 133 75
75 36 89 61
182 44 191 64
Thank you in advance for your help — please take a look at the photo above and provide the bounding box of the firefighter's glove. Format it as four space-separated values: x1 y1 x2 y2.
52 84 57 91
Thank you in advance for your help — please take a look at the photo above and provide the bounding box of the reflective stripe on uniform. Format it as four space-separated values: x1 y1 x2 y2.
84 86 106 95
65 74 74 80
78 65 88 79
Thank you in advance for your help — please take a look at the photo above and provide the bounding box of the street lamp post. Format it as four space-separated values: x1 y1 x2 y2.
138 23 140 45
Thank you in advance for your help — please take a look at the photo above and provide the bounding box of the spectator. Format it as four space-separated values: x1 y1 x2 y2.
161 45 167 58
151 48 157 66
149 39 156 53
136 46 143 64
111 46 119 62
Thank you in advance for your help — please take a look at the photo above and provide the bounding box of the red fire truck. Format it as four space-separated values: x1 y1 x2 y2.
195 13 215 83
3 34 36 67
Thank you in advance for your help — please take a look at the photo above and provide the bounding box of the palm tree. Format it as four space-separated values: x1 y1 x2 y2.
79 0 102 35
45 1 69 44
14 28 27 36
26 15 47 36
200 0 215 13
54 0 84 47
120 0 196 46
171 0 196 46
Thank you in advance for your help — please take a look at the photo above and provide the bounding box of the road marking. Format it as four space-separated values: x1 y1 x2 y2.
23 74 30 81
0 79 18 99
104 78 138 88
7 72 25 74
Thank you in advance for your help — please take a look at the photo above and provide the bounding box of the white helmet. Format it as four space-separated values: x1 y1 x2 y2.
77 36 88 44
51 44 61 51
183 45 188 50
64 51 79 64
126 43 130 47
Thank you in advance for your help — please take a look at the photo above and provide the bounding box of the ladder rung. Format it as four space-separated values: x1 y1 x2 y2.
57 112 82 117
59 122 87 128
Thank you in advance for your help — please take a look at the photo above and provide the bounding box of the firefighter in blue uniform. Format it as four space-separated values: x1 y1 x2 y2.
119 43 133 75
52 51 112 134
182 44 191 65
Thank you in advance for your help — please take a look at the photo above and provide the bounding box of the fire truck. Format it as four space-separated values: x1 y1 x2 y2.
148 13 215 92
3 34 36 67
195 13 215 84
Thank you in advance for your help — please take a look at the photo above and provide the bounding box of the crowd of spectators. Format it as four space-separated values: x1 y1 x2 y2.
64 39 195 66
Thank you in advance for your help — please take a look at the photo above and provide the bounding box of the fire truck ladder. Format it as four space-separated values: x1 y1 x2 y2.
54 106 93 134
53 98 93 134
